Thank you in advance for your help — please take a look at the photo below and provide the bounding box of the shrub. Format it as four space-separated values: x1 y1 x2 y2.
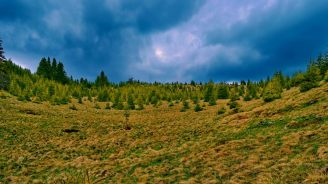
299 81 318 92
228 101 238 109
194 103 203 112
243 95 252 101
180 100 190 112
263 77 282 102
208 98 217 106
183 100 190 109
217 107 226 115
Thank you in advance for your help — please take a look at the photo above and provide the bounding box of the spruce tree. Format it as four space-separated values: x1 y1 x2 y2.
0 61 9 90
0 38 6 61
204 81 214 102
55 62 69 84
127 93 135 110
263 76 283 102
95 71 109 87
299 64 321 92
51 58 57 80
36 58 49 78
217 84 229 99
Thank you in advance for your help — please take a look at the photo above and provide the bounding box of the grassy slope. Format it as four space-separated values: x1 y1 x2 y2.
0 83 327 183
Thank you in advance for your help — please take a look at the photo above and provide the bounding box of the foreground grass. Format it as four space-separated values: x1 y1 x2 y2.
0 84 328 183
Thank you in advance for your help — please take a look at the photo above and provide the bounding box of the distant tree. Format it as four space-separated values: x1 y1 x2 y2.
127 93 135 110
217 84 229 99
55 62 69 84
98 89 110 102
299 64 321 92
113 91 124 110
95 71 109 87
0 61 10 90
315 53 328 76
51 58 57 80
36 58 51 79
263 76 283 102
0 38 6 62
204 81 214 102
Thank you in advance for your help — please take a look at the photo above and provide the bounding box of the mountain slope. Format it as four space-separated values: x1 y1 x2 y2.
0 83 327 183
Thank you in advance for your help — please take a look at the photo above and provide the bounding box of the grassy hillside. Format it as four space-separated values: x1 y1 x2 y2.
0 82 327 183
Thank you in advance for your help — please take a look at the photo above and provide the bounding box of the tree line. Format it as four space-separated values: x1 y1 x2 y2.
0 38 327 111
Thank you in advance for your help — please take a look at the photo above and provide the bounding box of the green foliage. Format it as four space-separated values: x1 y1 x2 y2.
217 84 229 99
2 52 327 110
217 107 226 115
204 81 214 102
0 38 6 61
299 64 321 92
127 93 135 110
95 71 109 87
263 75 283 102
208 96 217 106
36 57 69 84
98 89 110 102
113 92 124 110
194 103 203 112
180 100 190 112
228 101 238 109
0 62 10 90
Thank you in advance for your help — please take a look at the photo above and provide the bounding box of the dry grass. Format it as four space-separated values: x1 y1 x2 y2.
0 83 327 183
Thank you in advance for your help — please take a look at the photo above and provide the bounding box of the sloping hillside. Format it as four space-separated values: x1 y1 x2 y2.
0 83 327 183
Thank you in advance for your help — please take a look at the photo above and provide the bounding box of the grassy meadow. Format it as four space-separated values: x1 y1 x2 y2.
0 83 328 183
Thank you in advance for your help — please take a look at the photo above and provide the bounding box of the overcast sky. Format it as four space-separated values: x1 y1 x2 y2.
1 0 328 82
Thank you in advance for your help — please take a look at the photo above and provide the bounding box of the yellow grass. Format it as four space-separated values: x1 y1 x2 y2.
0 83 327 183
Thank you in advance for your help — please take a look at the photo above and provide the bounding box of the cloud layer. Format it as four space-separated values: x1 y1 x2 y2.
1 0 328 82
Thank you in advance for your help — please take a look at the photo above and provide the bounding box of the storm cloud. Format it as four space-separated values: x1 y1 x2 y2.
1 0 328 82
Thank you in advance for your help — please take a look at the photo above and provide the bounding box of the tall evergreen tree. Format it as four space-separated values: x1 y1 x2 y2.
55 62 69 84
36 58 50 78
263 75 283 102
95 71 109 87
0 38 6 62
51 58 57 80
204 81 214 102
217 84 229 99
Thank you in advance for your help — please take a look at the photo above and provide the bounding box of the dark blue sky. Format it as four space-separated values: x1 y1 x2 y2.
1 0 328 82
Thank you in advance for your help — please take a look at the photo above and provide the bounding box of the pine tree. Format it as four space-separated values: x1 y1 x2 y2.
204 81 214 102
95 71 109 87
263 76 283 102
0 38 6 62
127 93 135 110
36 58 49 78
51 58 57 80
0 61 9 90
300 64 321 92
55 62 69 84
217 84 229 99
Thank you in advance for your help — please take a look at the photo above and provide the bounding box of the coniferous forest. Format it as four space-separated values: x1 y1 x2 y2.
0 36 327 111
